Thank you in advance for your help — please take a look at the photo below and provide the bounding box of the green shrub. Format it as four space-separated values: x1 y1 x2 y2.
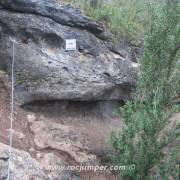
66 0 149 42
110 0 180 179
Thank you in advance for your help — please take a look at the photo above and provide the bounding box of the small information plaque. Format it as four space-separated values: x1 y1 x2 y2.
65 39 76 51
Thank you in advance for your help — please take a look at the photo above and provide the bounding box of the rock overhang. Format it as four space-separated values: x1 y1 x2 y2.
0 0 139 105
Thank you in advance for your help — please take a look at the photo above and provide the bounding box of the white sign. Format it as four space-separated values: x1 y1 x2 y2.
66 39 76 51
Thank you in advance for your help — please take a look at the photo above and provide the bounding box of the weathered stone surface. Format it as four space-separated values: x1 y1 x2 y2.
0 0 138 104
37 153 79 180
0 143 80 180
0 143 48 180
0 0 105 37
30 120 97 164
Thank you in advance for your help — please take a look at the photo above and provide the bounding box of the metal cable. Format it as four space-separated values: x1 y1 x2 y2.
7 39 15 180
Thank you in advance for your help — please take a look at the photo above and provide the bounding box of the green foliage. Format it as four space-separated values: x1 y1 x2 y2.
158 148 180 180
110 0 180 179
66 0 149 42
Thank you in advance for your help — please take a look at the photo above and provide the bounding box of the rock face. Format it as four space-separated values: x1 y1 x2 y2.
0 143 48 180
30 120 97 164
0 0 104 37
0 143 80 180
0 0 138 104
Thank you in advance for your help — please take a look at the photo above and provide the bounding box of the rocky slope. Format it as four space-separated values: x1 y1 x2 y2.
0 0 139 105
0 71 122 180
0 0 140 179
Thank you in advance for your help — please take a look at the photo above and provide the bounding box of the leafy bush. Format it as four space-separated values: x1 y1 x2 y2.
110 0 180 179
66 0 149 42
